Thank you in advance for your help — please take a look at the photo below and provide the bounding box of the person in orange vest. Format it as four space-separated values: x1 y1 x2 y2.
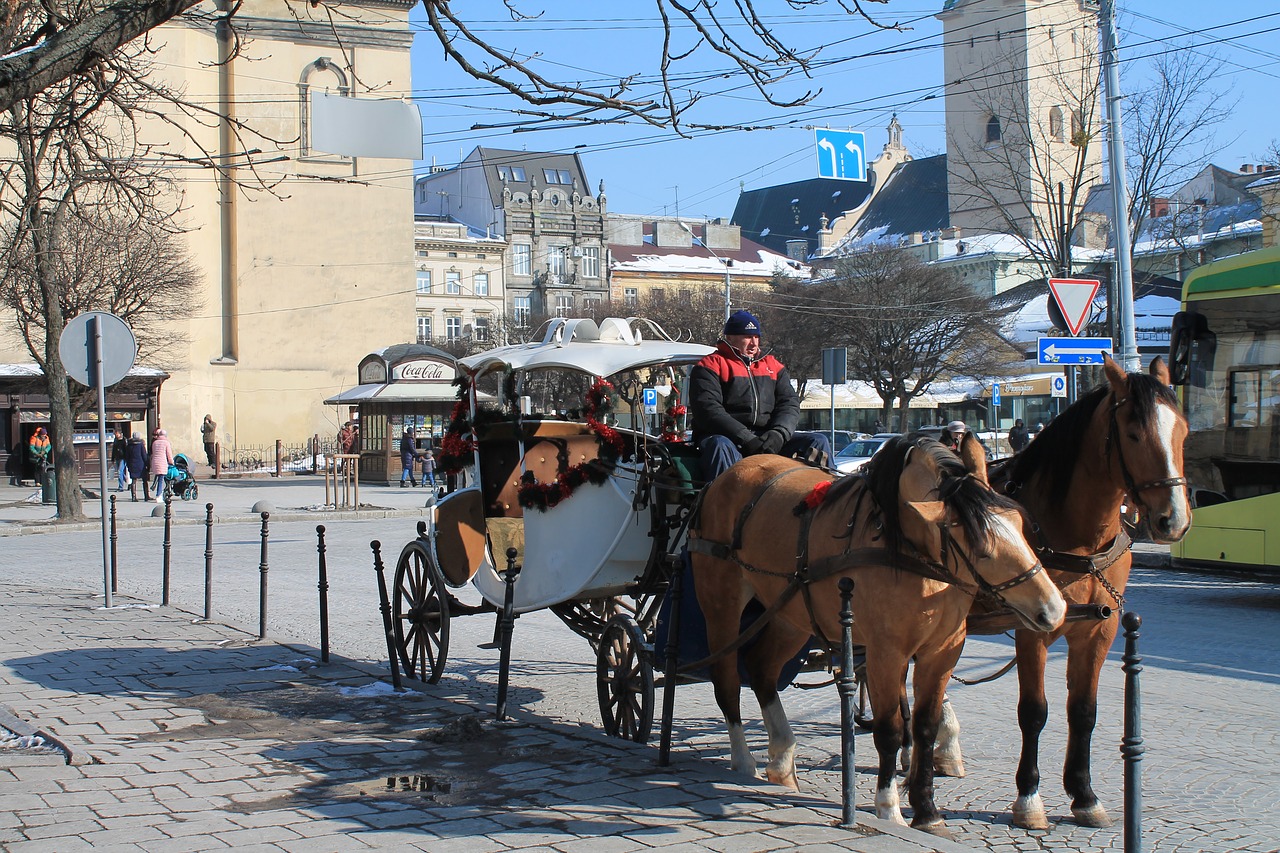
27 427 51 484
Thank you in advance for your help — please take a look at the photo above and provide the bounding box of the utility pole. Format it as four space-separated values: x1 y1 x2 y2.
1100 0 1140 371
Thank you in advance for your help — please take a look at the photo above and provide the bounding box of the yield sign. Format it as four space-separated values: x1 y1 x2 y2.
1048 278 1101 336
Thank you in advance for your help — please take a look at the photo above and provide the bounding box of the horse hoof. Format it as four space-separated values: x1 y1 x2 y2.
1011 795 1050 830
912 818 953 839
934 758 966 778
1072 803 1113 828
766 769 799 791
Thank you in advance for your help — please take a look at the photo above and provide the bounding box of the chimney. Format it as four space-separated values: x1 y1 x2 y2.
1150 197 1170 218
942 226 962 240
1241 164 1255 174
909 232 925 245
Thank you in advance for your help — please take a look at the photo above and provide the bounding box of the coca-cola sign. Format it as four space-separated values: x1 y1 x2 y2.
393 359 451 382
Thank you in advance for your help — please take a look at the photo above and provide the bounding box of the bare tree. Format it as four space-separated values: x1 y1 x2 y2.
0 0 900 121
784 248 1017 430
944 32 1103 279
1124 47 1239 246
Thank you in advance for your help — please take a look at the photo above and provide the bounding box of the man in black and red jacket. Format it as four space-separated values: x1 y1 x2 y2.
690 309 831 482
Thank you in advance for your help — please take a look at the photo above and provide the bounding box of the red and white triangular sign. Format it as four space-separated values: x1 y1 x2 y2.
1048 278 1101 336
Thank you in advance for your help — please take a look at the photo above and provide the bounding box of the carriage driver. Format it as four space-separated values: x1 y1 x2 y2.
690 309 832 482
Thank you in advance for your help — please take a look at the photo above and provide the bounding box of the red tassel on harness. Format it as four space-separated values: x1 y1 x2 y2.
796 479 833 515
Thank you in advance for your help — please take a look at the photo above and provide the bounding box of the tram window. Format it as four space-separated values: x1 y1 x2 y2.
1228 370 1262 429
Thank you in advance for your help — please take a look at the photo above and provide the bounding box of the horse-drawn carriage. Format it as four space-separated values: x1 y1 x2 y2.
388 316 714 740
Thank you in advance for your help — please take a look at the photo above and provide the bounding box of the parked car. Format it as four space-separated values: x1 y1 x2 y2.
825 430 869 453
833 434 899 473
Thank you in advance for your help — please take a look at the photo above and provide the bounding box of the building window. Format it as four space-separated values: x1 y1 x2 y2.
555 294 573 317
297 57 350 159
624 287 638 307
513 244 531 276
416 249 428 258
445 316 462 341
679 289 692 304
513 296 531 328
985 115 1002 144
651 289 665 305
583 297 600 315
548 247 567 278
474 316 490 341
416 316 432 343
445 270 461 294
1049 106 1064 142
542 168 573 185
416 270 432 294
580 246 600 279
474 271 489 296
497 165 527 182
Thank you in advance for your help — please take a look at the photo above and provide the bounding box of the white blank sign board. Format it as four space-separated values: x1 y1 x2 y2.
310 93 423 160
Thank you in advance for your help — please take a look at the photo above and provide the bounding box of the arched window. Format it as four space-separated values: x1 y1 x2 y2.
298 57 350 159
1049 106 1064 142
985 115 1002 144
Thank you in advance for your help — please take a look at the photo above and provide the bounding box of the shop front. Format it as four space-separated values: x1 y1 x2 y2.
325 344 462 484
2 365 167 484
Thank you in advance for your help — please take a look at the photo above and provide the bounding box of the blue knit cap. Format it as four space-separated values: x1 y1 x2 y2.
723 310 761 336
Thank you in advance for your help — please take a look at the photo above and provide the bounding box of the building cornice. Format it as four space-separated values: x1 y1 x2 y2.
179 13 413 51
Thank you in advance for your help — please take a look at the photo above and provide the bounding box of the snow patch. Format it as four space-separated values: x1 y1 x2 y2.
336 681 421 697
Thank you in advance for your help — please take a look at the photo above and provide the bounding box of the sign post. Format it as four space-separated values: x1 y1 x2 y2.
59 312 137 608
822 347 848 450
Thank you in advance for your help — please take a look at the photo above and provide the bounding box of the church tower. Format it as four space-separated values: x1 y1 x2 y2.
938 0 1103 242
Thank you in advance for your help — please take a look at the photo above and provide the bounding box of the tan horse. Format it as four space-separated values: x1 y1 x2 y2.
953 356 1190 829
690 434 1066 833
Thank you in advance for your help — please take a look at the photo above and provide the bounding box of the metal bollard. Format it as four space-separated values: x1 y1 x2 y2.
658 555 684 768
274 439 283 478
312 433 319 475
212 443 219 480
109 494 118 594
161 496 173 606
371 540 402 691
257 512 270 640
203 503 214 621
316 525 330 663
495 547 521 721
837 577 858 827
1122 611 1145 853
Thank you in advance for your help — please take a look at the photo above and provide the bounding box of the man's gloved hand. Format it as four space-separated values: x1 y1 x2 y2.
741 435 765 455
759 428 787 454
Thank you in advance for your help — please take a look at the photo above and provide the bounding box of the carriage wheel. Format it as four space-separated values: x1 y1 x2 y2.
596 613 654 743
392 540 451 684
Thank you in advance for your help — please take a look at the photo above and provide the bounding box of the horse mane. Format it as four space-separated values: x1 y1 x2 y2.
1007 370 1180 509
828 433 1017 556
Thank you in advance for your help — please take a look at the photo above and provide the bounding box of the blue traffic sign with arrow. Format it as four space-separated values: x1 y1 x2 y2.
1037 336 1113 365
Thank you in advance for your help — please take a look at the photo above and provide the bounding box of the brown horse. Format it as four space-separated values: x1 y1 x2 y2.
951 356 1190 829
690 434 1066 833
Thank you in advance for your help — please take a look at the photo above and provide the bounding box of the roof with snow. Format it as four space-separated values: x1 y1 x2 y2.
732 177 873 258
837 154 949 250
609 230 807 279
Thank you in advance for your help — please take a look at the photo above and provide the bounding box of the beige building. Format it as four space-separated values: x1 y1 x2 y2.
414 217 508 347
939 0 1103 238
0 0 418 459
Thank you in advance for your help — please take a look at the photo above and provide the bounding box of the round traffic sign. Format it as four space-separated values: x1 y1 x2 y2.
58 312 137 388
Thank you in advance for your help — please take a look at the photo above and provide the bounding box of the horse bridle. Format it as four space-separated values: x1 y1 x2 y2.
1106 393 1187 516
929 512 1046 607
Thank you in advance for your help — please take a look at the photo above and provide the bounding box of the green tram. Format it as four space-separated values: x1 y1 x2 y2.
1169 245 1280 571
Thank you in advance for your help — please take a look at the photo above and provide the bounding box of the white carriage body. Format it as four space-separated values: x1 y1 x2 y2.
434 318 712 613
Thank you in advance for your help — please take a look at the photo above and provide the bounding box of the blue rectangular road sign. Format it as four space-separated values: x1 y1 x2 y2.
815 130 867 181
1037 337 1113 365
992 383 1001 406
643 387 658 413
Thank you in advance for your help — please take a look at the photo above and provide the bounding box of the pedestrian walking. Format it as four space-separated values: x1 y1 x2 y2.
399 427 418 487
149 429 175 502
420 449 436 488
1008 418 1030 453
111 429 127 491
27 427 51 487
124 431 148 502
200 414 217 468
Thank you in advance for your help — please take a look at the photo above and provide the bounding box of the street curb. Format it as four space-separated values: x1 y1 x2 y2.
0 506 428 536
0 704 96 766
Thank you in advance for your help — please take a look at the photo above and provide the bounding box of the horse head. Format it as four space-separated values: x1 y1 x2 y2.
1103 355 1191 542
873 435 1066 633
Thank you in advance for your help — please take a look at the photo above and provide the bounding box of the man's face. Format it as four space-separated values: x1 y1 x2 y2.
725 333 761 358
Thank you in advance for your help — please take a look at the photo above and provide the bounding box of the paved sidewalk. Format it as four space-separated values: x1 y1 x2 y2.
0 583 971 852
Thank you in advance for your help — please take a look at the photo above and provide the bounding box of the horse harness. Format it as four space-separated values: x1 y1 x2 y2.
1106 391 1188 519
686 462 1046 660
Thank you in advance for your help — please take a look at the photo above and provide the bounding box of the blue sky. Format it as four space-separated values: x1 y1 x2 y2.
408 2 1280 220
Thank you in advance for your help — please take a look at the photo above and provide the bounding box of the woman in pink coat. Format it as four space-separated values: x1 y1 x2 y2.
149 429 175 502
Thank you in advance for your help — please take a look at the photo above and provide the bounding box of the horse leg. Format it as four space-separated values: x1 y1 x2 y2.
1011 632 1051 830
693 561 756 779
867 656 909 826
904 648 961 836
1063 629 1115 828
934 695 966 777
743 620 809 790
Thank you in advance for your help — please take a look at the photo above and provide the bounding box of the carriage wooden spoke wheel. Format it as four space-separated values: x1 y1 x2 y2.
596 613 654 743
393 540 451 684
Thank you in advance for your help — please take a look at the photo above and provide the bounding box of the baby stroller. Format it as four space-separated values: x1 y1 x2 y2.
165 454 199 501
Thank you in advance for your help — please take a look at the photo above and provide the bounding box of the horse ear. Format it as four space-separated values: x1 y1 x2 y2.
904 500 946 526
957 431 989 486
1103 353 1127 396
1148 355 1171 386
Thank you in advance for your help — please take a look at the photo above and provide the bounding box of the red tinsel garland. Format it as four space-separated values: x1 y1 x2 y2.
794 479 834 515
518 378 624 511
660 385 688 443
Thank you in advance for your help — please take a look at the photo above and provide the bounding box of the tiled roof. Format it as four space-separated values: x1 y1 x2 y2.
731 177 872 257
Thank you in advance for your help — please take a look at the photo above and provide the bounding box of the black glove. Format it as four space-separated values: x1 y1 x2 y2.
759 429 787 454
741 435 765 455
